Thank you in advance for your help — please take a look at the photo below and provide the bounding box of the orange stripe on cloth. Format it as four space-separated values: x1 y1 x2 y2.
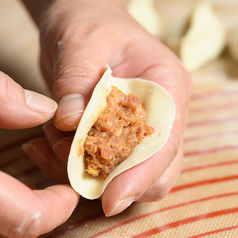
131 207 238 238
184 130 238 143
88 192 238 238
171 175 238 193
181 159 238 173
47 211 104 238
191 89 238 101
189 101 238 114
188 225 238 238
187 115 238 128
184 145 238 158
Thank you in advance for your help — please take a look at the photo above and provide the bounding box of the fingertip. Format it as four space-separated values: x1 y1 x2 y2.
101 169 144 217
0 73 57 129
54 94 85 131
63 184 80 208
45 184 80 209
104 196 136 217
101 152 166 216
24 90 58 117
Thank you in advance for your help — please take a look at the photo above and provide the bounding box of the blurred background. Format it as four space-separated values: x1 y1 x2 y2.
0 0 49 95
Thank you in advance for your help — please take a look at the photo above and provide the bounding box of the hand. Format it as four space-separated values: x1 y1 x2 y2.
0 72 56 129
0 73 79 238
23 0 192 217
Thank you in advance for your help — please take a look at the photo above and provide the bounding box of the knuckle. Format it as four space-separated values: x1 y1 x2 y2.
54 65 96 96
156 177 174 200
55 64 95 83
147 175 174 202
167 135 181 162
7 211 42 238
156 181 172 201
53 62 103 102
20 213 42 238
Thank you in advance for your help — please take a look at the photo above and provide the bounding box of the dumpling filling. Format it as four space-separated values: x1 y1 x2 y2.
83 86 155 178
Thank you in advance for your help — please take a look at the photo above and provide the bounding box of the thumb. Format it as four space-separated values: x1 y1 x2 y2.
52 37 110 131
0 72 57 129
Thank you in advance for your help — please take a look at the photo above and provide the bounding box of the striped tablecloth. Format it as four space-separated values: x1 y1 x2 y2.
1 0 238 237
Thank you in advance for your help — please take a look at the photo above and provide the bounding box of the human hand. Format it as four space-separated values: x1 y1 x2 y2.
0 73 79 238
23 0 192 217
0 72 56 129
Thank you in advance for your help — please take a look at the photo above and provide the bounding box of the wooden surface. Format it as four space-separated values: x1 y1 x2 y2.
1 0 238 237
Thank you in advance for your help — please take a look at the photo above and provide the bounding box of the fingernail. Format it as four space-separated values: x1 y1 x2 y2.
53 140 71 163
22 143 49 168
106 196 135 217
55 94 85 122
24 90 58 116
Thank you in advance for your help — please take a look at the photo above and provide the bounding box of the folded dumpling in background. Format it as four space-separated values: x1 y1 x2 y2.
228 25 238 64
126 0 161 38
164 1 226 72
180 1 226 72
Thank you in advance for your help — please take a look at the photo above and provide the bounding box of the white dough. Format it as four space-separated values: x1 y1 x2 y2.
67 66 175 199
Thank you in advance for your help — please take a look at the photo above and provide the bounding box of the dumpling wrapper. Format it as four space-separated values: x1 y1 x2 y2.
180 1 226 72
67 66 175 200
126 0 161 38
163 1 226 72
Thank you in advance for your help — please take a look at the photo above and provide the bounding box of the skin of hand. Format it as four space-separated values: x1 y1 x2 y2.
0 73 79 238
22 0 192 220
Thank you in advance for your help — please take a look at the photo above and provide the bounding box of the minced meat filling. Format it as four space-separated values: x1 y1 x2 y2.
83 86 155 178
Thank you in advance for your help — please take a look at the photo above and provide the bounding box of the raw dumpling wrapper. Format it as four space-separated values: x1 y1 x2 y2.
67 66 175 199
